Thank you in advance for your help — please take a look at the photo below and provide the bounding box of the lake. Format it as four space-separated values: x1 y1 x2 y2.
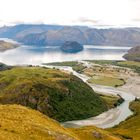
0 38 131 65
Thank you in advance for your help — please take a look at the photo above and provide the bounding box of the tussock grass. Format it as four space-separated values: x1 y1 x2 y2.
0 104 121 140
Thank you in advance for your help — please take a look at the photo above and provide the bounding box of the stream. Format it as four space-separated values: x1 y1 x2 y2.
43 64 136 129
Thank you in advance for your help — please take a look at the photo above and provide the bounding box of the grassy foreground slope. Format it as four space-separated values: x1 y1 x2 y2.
0 66 107 122
0 104 121 140
0 104 78 140
71 126 121 140
110 100 140 140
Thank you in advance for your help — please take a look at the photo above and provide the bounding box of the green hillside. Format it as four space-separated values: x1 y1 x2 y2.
0 66 107 122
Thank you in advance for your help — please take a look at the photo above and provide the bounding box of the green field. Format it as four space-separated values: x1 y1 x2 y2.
117 61 140 67
45 61 86 73
117 61 140 74
87 60 140 74
88 76 125 87
86 60 118 65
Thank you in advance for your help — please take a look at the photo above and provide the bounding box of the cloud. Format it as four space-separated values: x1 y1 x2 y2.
0 0 139 27
132 18 140 22
74 17 115 28
5 20 45 26
77 17 100 24
9 21 25 25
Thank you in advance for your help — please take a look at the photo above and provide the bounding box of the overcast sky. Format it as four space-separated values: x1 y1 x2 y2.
0 0 140 27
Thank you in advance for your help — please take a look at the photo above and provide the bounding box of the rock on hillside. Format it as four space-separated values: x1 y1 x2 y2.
61 41 84 53
0 66 107 122
123 46 140 61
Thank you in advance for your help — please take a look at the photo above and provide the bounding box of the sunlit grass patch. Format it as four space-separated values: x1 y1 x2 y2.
88 76 125 87
117 61 140 67
45 61 86 73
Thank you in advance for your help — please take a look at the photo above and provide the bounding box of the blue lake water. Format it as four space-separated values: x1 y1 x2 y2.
0 38 131 65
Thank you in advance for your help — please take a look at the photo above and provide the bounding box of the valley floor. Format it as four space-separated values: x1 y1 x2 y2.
0 60 139 139
117 75 140 97
47 60 140 129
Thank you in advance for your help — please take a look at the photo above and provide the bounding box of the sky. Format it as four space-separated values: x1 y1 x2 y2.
0 0 140 28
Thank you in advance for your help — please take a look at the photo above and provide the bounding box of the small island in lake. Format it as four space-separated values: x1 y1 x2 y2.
0 40 19 52
60 41 84 53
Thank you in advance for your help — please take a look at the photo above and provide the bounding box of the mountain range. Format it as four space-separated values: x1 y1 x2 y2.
1 24 140 46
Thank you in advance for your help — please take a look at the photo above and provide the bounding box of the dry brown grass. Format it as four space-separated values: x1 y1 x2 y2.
0 104 121 140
